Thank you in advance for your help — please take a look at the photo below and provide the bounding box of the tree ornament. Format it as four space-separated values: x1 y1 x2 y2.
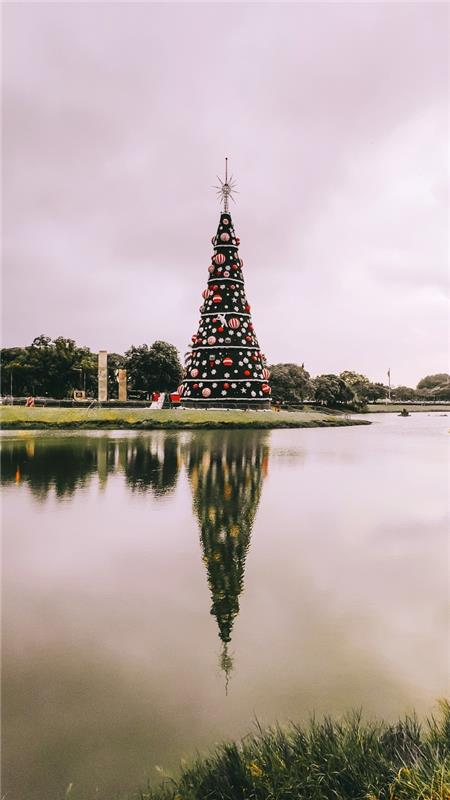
244 369 251 376
217 326 224 333
202 289 209 299
214 253 226 265
225 337 231 344
213 294 222 303
229 318 240 329
220 232 230 242
223 357 233 367
207 336 217 345
191 368 199 377
236 237 240 245
177 385 184 394
231 263 238 271
223 217 230 225
223 382 230 390
262 368 270 380
208 266 215 274
202 387 211 398
262 384 271 394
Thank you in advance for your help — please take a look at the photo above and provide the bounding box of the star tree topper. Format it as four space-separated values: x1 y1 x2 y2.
214 157 238 213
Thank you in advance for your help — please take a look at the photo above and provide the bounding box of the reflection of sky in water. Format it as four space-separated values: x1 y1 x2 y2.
1 416 448 800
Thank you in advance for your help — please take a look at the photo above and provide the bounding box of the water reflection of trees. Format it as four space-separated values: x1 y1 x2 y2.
0 435 181 500
184 432 269 689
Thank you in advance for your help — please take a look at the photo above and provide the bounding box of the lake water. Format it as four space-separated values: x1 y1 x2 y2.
1 414 449 800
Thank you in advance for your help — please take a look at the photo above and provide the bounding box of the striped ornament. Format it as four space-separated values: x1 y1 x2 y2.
212 294 222 304
262 368 271 380
214 253 226 265
228 317 240 329
202 289 209 299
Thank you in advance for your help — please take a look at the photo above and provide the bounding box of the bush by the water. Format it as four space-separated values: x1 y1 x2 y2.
140 703 449 800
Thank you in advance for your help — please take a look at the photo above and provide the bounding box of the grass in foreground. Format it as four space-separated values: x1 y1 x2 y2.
140 704 450 800
0 407 370 430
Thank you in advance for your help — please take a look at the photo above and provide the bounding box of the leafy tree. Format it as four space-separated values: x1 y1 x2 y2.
417 373 450 390
125 340 183 393
339 371 387 404
391 385 416 401
269 363 312 403
313 374 355 407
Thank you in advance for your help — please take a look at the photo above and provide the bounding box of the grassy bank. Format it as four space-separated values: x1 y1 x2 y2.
141 705 450 800
0 407 371 430
365 403 450 414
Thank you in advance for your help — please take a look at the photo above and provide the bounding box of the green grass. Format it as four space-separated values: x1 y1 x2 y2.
0 407 371 430
139 703 450 800
365 403 450 414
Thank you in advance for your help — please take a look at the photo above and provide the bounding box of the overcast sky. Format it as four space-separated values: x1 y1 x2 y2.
2 2 448 386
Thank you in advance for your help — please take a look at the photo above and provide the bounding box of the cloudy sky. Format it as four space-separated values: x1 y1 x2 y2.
2 2 448 386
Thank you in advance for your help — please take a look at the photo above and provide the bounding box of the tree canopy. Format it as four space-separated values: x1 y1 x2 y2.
269 363 312 403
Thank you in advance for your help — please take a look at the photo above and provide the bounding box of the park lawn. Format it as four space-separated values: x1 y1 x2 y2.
0 406 371 430
366 402 450 413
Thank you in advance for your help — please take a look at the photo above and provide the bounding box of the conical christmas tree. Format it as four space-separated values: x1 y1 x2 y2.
184 431 269 689
179 162 271 408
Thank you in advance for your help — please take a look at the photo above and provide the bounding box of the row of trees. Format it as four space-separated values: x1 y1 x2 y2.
1 335 448 405
0 336 183 399
268 364 450 407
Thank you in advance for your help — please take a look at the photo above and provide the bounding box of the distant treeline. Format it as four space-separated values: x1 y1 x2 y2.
1 335 449 406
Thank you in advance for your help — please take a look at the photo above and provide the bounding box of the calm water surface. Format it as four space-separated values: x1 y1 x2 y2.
2 414 449 799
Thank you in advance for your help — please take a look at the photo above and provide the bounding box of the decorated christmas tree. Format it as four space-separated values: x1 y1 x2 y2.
178 161 271 407
184 431 269 690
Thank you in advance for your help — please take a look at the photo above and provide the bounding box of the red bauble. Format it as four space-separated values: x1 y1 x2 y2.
212 284 218 290
245 304 251 312
231 264 238 271
244 369 251 376
245 335 252 342
213 294 222 304
208 266 215 274
223 357 233 367
236 237 241 245
193 383 199 390
223 382 230 390
262 384 271 394
218 326 224 333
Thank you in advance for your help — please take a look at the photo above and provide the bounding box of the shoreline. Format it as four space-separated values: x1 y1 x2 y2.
0 407 371 431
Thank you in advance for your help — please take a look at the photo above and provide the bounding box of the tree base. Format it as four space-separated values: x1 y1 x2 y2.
181 399 271 410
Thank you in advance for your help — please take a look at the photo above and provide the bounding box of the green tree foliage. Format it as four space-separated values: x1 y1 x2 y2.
339 371 387 403
417 373 450 390
125 340 183 393
269 363 312 403
416 373 450 399
391 385 417 401
1 336 97 398
313 374 355 407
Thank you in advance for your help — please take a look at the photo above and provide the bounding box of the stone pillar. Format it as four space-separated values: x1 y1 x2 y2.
98 350 108 402
118 369 127 402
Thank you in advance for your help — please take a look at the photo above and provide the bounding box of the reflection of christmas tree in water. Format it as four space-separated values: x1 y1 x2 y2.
185 432 269 690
